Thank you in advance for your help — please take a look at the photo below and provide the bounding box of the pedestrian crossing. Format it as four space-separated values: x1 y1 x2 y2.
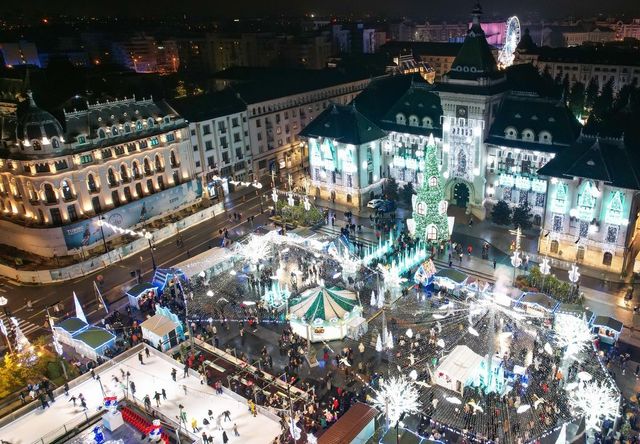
0 278 18 293
0 309 45 339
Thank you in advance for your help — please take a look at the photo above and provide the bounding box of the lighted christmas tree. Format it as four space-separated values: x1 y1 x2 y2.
410 134 450 244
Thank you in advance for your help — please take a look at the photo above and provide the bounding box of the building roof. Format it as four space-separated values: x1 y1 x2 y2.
126 282 157 297
317 402 378 444
592 315 623 332
168 90 246 123
436 345 485 383
225 68 370 105
537 135 640 190
353 73 423 123
519 292 559 311
379 41 464 58
17 92 64 141
529 45 640 67
486 95 581 152
299 103 386 145
141 313 179 337
379 81 444 137
55 317 88 334
74 326 115 349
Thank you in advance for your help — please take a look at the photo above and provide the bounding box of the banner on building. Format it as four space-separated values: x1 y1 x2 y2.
62 180 203 250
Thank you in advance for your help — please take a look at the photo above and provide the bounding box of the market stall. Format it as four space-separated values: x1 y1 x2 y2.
591 316 623 345
289 285 365 343
126 283 157 310
53 317 89 347
516 292 559 316
435 345 485 396
432 268 468 291
141 306 185 351
71 327 116 361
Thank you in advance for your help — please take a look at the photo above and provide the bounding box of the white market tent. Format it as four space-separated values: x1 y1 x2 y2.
435 345 485 396
289 285 365 342
174 247 237 279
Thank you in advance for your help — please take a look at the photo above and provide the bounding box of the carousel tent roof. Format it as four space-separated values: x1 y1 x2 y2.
290 286 359 322
436 345 485 383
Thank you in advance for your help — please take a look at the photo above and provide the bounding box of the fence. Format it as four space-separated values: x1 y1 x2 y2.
0 203 224 284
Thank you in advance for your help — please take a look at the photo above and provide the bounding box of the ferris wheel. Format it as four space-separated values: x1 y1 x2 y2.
498 16 521 68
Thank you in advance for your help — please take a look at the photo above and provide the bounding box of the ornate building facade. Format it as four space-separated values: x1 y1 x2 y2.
0 93 197 257
301 3 640 275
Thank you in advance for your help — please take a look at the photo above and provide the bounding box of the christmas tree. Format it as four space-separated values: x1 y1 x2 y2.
411 134 450 244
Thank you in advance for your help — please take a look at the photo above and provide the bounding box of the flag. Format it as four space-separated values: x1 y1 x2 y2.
94 281 109 314
73 292 87 323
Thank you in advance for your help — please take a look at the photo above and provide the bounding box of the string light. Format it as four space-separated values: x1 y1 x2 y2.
372 375 421 427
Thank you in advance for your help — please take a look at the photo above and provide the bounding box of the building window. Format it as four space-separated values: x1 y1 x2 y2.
205 141 213 151
428 176 438 187
396 113 406 125
170 151 178 168
203 124 211 135
87 174 98 192
80 154 93 164
427 224 438 240
112 126 119 136
603 252 613 266
77 136 86 144
52 138 60 149
50 208 62 225
166 133 175 142
606 225 619 243
579 221 589 238
136 121 143 131
61 180 73 200
150 137 159 147
552 215 563 232
98 129 106 139
43 183 56 203
67 205 78 222
112 190 120 206
550 240 559 253
155 155 163 171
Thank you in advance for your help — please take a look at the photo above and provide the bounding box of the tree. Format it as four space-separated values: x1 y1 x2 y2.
385 177 399 201
561 74 570 103
412 134 449 244
568 82 586 118
400 182 415 205
491 200 512 226
512 203 533 230
591 78 614 121
585 77 599 111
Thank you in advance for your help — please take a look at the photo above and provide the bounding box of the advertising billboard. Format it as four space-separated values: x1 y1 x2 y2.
62 179 203 250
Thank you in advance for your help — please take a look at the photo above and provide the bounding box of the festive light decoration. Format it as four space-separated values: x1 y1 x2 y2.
567 380 620 432
410 134 450 244
372 375 421 427
554 313 595 358
377 263 407 290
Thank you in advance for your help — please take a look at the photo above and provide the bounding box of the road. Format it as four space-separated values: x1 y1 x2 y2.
0 189 275 338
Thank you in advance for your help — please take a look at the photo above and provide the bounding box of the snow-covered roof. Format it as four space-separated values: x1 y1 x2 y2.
436 345 485 383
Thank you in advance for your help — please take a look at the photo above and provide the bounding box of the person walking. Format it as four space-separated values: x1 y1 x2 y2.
183 363 189 378
233 423 239 437
64 382 69 396
161 388 167 400
130 381 136 397
69 395 77 406
144 395 151 410
171 368 177 382
90 368 96 379
223 410 231 422
493 259 497 269
138 352 144 365
80 397 87 411
182 384 188 396
222 430 229 443
191 418 199 433
154 391 161 407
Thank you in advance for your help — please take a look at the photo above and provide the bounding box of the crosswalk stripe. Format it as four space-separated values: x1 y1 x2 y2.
0 312 44 337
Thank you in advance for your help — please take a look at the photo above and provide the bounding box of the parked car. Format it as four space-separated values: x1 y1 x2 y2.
367 199 385 209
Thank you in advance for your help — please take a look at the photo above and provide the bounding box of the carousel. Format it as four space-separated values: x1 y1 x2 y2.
288 283 366 342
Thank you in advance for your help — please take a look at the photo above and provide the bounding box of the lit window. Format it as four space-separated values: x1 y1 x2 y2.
428 176 438 187
427 224 437 240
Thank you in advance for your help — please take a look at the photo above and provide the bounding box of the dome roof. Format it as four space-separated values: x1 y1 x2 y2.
18 91 65 143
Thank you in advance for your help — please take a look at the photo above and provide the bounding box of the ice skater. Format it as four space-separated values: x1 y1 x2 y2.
222 410 231 422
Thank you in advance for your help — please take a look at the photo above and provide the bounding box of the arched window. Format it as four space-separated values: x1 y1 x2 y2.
522 129 534 141
396 113 406 125
147 118 154 127
603 252 613 266
143 158 152 175
43 183 56 203
60 179 73 200
426 224 437 240
170 151 178 168
416 202 426 215
606 191 624 225
408 115 419 126
87 174 98 193
146 179 154 193
539 131 552 144
136 121 143 131
112 126 119 136
428 176 438 187
504 127 518 139
33 140 42 150
155 154 163 171
108 168 117 187
51 138 60 149
120 164 129 182
550 240 559 253
132 161 141 179
98 129 106 139
125 124 131 133
422 117 433 128
438 200 448 215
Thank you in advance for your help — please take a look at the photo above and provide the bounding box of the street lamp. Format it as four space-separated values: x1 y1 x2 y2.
569 264 580 297
98 217 109 255
540 257 551 293
144 231 157 270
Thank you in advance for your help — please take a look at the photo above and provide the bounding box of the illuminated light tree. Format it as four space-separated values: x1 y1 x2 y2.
554 313 595 359
410 134 449 244
372 375 421 428
567 380 620 432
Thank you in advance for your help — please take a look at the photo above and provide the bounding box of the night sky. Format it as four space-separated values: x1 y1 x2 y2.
8 0 640 20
